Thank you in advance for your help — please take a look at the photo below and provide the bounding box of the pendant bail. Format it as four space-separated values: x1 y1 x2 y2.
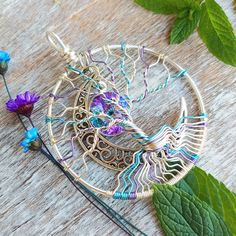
46 31 78 64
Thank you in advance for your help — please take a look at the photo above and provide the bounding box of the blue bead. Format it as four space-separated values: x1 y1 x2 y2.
90 117 106 128
119 96 128 108
0 51 10 62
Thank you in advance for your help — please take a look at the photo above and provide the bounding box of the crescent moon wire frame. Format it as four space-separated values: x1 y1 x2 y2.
46 32 207 200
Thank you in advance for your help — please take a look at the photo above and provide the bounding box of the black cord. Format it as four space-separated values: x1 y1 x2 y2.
28 117 146 235
40 148 134 236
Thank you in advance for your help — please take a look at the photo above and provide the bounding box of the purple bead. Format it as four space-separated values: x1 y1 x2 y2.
128 192 137 200
90 91 128 136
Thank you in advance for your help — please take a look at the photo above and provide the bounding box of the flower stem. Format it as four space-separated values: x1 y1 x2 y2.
39 149 135 236
28 117 57 163
2 74 12 99
2 74 27 130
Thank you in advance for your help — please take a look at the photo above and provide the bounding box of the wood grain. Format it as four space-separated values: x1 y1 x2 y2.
0 0 235 235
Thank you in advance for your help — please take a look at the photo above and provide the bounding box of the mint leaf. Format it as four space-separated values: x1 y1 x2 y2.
170 9 200 44
134 0 198 15
176 167 236 234
153 184 232 236
198 0 236 66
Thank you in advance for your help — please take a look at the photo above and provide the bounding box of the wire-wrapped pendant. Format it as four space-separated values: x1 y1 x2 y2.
46 32 207 200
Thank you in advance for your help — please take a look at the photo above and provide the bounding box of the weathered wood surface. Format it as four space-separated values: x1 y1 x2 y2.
0 0 235 235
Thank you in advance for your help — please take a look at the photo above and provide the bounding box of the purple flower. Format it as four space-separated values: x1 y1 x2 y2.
6 91 40 117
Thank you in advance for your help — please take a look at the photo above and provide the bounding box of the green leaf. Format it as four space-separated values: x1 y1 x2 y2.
176 167 236 234
198 0 236 66
134 0 199 15
170 9 200 44
152 184 232 236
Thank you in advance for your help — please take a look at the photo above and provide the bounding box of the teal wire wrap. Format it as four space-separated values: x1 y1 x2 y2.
120 42 131 86
45 116 90 125
119 150 144 198
67 65 102 89
165 145 199 160
133 69 187 103
113 112 207 197
113 192 137 200
45 39 207 204
143 113 208 145
127 150 144 195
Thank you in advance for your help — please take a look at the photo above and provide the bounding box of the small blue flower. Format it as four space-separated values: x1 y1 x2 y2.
20 128 41 153
0 51 10 75
0 51 10 63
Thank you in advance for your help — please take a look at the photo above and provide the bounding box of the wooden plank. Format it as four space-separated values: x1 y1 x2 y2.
0 0 235 235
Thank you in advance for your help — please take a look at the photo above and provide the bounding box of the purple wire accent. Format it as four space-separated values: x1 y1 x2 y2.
140 46 149 73
150 169 162 183
88 49 115 82
132 164 143 192
61 128 94 162
199 122 208 126
131 47 150 104
71 135 77 157
188 123 208 128
140 46 149 98
146 154 161 183
58 155 73 163
128 192 137 200
69 127 94 158
144 120 207 147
